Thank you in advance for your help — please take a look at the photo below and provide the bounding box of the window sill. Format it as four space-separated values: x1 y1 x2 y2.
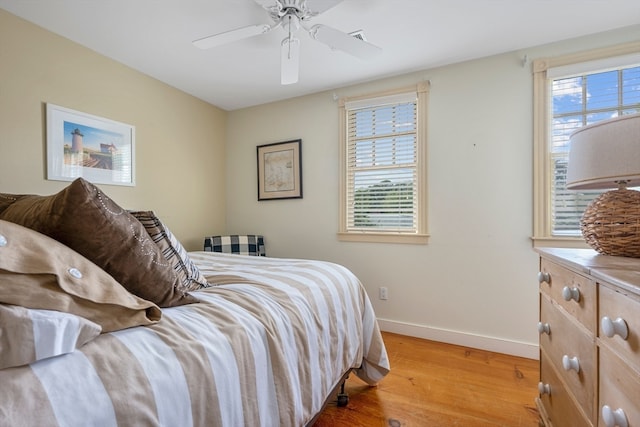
531 236 590 249
337 232 429 245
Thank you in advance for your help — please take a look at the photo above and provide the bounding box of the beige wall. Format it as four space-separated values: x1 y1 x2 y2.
226 25 640 358
0 9 227 250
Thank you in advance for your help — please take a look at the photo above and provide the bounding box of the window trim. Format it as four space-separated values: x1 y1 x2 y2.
532 40 640 247
338 83 430 244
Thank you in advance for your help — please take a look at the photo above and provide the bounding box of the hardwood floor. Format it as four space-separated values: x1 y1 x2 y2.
314 332 540 426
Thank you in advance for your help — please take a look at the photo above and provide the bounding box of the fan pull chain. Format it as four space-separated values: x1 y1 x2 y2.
287 15 293 59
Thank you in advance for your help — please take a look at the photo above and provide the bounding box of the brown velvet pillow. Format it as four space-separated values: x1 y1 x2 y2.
0 178 197 307
0 193 28 215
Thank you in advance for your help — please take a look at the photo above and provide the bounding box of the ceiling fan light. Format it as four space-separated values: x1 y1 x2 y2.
281 37 300 85
283 12 301 33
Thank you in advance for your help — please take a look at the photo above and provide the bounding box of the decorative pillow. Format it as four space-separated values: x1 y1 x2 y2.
0 219 162 332
0 178 198 307
0 193 27 215
0 304 101 369
129 210 210 292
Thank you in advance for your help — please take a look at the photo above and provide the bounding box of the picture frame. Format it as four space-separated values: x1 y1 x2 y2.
257 139 302 201
46 103 135 186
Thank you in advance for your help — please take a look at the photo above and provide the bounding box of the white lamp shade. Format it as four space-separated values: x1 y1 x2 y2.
566 113 640 190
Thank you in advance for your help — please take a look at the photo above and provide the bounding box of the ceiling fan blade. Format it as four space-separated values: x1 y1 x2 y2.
308 24 381 59
252 0 283 14
193 24 271 49
305 0 345 15
281 37 300 85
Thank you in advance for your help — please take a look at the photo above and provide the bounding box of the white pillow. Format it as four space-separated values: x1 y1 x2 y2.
0 304 101 369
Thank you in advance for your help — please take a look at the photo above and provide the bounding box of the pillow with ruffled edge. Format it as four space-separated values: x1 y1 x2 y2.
0 178 198 307
129 210 211 292
0 304 102 369
0 218 162 332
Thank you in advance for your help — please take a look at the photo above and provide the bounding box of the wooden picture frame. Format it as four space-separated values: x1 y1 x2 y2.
257 139 302 200
46 103 135 186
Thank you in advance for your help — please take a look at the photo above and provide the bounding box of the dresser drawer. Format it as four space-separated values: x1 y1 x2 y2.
599 346 640 427
540 294 596 420
537 249 640 427
599 283 640 368
538 349 593 427
539 259 596 333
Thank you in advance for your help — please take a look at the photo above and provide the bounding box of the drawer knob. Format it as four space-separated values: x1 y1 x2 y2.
602 405 628 427
601 316 629 340
562 286 581 302
537 322 551 335
537 382 551 395
562 355 580 373
537 271 550 284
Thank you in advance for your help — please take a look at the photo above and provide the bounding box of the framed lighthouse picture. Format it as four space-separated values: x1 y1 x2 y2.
46 103 135 186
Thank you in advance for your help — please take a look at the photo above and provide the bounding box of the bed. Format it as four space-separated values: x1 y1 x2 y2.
0 178 389 427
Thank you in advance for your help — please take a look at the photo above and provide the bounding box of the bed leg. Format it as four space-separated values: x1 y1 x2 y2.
337 375 349 407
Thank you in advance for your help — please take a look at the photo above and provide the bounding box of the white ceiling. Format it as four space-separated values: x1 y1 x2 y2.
2 0 640 111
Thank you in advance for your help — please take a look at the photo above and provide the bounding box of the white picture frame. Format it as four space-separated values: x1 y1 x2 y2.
46 103 135 186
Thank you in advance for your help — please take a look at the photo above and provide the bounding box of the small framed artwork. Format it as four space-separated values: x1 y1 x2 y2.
257 139 302 201
46 103 135 186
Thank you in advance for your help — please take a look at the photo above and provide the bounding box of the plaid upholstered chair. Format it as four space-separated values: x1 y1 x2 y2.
203 235 265 256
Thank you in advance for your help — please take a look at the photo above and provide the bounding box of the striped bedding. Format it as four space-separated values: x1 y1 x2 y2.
0 252 389 427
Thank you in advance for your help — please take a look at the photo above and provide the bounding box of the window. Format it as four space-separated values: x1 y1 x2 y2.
532 42 640 245
338 84 429 244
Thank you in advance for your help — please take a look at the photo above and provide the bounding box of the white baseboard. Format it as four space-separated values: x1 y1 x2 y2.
377 318 539 360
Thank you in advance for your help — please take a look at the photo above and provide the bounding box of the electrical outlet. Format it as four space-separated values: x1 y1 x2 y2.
379 287 388 300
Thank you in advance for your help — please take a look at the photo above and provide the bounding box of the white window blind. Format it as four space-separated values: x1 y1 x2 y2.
345 92 418 233
549 61 640 236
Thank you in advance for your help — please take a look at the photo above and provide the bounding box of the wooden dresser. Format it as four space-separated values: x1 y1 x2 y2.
535 248 640 427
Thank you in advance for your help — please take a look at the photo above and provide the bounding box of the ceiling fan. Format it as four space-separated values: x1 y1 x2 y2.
193 0 382 85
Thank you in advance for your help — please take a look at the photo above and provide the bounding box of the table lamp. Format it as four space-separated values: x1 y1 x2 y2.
566 113 640 257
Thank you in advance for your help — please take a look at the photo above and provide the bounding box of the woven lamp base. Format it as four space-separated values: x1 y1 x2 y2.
580 189 640 258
